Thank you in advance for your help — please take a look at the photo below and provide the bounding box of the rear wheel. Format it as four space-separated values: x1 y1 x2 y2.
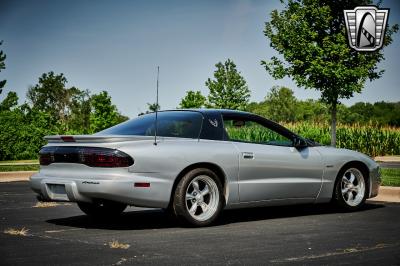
334 167 368 210
77 200 127 218
172 168 224 227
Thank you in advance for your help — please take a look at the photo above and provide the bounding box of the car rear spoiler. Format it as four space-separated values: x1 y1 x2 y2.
44 135 155 143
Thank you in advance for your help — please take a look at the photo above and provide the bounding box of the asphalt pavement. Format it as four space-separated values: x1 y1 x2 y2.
1 181 399 265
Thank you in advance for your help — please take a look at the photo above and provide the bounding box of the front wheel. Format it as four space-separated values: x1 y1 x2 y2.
172 168 224 227
333 167 368 210
77 200 127 218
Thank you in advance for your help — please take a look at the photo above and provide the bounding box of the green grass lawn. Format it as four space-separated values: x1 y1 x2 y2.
0 165 40 172
381 168 400 187
0 160 38 164
0 160 39 172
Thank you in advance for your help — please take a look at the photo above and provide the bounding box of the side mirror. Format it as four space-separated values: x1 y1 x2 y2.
293 137 308 150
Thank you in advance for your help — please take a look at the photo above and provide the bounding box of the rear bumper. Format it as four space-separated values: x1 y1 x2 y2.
29 172 172 208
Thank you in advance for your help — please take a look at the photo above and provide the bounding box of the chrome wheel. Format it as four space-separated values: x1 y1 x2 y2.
185 175 219 222
341 168 365 207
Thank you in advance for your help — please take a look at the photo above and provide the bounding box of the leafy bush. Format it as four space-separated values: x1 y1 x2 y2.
0 108 60 160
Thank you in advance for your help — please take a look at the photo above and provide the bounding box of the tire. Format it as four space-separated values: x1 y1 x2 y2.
333 166 368 210
77 200 127 218
172 168 224 227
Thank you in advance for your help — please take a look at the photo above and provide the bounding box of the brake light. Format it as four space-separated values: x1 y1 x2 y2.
39 146 134 167
61 136 75 142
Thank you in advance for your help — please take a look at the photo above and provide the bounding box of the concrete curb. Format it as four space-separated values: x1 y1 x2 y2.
374 156 400 162
0 171 36 182
368 186 400 203
0 171 399 203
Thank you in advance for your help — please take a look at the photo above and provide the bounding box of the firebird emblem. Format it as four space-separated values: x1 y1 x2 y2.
208 119 218 127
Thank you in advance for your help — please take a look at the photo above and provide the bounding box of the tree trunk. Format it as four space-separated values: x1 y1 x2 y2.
330 103 337 147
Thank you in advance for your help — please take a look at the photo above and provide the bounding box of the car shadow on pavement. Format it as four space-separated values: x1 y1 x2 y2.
46 202 385 230
218 202 384 226
47 208 179 230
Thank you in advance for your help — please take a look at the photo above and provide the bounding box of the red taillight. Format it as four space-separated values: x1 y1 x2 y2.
81 148 133 167
61 136 75 142
39 146 134 167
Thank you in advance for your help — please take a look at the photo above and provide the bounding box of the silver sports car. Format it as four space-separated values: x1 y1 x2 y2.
30 109 380 226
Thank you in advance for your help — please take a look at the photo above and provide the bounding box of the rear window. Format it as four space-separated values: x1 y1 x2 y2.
97 111 203 139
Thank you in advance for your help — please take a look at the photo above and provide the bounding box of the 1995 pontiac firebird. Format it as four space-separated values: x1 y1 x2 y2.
30 109 380 226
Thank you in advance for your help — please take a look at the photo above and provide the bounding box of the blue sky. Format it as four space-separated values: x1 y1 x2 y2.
1 0 399 117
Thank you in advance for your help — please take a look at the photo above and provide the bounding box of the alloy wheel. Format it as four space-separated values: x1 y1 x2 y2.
341 168 366 207
185 175 220 222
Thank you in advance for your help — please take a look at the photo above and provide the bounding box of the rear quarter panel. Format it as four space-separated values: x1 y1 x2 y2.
119 138 240 205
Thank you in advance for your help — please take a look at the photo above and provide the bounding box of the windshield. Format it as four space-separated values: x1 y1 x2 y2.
97 111 204 139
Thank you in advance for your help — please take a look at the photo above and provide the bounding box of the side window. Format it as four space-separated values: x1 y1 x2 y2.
223 118 293 147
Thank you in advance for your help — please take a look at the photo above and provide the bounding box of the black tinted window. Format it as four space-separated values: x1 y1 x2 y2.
97 111 203 139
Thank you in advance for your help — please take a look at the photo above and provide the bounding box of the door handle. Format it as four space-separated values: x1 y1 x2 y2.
242 152 254 159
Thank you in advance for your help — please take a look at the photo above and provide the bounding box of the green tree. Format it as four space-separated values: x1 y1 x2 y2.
264 86 297 122
246 86 298 122
0 103 59 160
0 41 6 94
137 103 160 116
295 99 329 123
206 59 250 110
26 72 81 126
371 101 400 126
90 91 127 133
179 90 206 108
0 91 18 111
147 102 160 112
67 89 92 134
262 0 398 146
246 100 271 119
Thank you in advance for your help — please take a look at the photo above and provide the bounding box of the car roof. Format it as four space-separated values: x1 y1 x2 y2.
163 108 252 116
133 109 312 144
166 108 304 141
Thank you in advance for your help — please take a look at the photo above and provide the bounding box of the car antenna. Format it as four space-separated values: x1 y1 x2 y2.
154 66 159 146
